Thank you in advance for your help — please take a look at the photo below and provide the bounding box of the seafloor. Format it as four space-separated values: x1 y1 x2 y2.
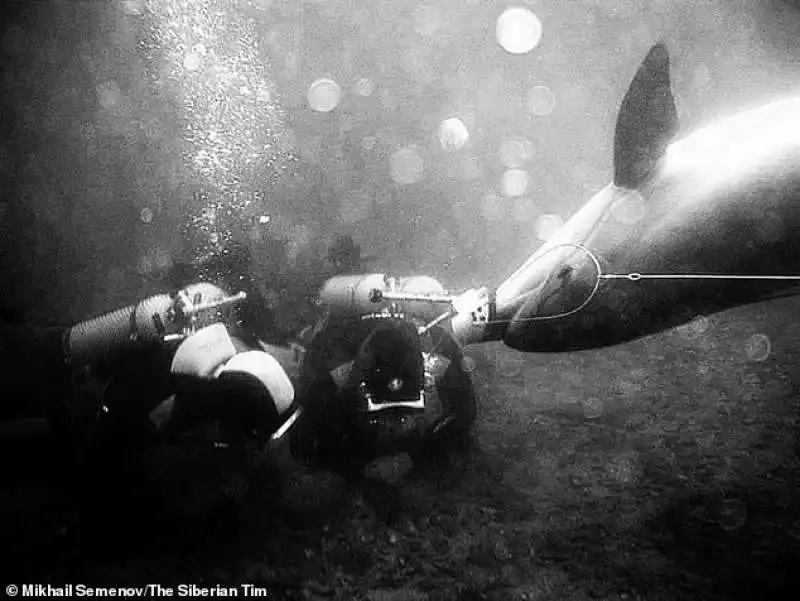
5 297 800 601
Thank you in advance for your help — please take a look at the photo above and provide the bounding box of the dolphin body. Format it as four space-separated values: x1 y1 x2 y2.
478 42 800 352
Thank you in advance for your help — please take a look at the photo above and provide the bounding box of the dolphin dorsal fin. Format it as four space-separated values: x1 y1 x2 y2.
613 42 679 190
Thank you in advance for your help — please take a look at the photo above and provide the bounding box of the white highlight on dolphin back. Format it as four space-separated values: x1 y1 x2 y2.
663 95 800 183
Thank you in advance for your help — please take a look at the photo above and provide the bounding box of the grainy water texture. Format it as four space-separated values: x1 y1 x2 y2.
2 1 800 600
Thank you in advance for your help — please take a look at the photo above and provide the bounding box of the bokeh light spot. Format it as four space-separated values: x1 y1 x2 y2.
496 7 543 54
582 396 604 420
499 137 535 168
501 169 529 197
308 78 342 112
355 78 375 97
140 207 154 223
745 333 771 362
527 85 556 116
390 147 425 185
438 118 469 152
412 5 441 37
534 213 564 242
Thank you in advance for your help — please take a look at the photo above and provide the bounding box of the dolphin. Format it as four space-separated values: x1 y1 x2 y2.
454 42 800 352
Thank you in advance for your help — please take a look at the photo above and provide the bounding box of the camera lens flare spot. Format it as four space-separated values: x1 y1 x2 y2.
502 169 529 197
526 85 556 116
308 78 342 112
438 118 469 152
496 7 543 55
744 333 771 362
